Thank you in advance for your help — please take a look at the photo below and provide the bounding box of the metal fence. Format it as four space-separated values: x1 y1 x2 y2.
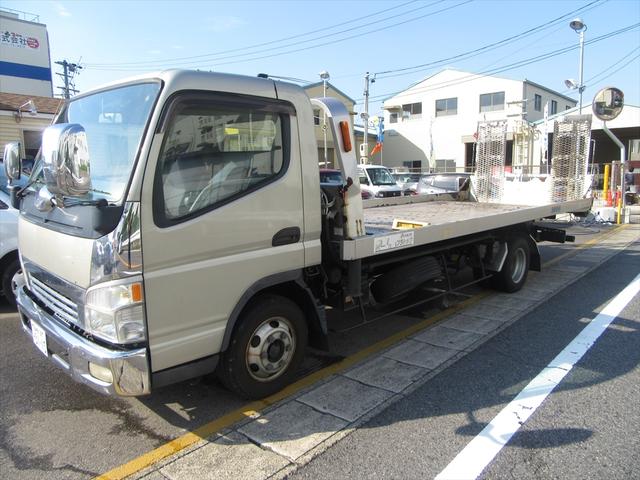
550 115 592 202
474 120 507 203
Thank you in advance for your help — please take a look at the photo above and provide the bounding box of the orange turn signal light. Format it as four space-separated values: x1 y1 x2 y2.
339 121 352 152
131 282 143 302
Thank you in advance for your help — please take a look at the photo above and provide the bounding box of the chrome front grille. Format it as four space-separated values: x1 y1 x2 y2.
381 191 401 198
30 276 79 326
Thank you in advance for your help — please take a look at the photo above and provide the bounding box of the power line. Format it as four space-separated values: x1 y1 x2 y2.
551 47 640 99
329 0 607 83
359 22 639 104
86 0 471 72
584 46 640 85
84 0 434 69
374 0 607 79
199 0 472 70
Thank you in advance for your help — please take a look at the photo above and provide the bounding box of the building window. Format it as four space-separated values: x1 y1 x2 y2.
313 109 320 126
534 94 542 112
22 130 43 161
566 105 571 110
389 112 398 123
551 100 558 115
479 91 505 112
403 161 422 170
435 97 457 117
402 102 422 120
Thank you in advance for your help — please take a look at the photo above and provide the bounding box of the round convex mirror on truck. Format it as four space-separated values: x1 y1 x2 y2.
592 87 624 121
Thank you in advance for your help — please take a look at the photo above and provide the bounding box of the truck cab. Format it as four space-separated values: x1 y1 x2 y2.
6 70 335 398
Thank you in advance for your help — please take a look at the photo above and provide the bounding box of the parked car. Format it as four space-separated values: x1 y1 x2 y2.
0 160 24 308
319 168 372 199
417 173 472 195
357 165 403 198
392 172 422 195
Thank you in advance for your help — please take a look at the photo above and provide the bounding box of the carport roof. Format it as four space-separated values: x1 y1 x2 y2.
0 92 63 115
531 104 640 130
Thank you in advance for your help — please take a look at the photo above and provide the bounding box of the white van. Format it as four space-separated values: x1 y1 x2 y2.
357 165 403 198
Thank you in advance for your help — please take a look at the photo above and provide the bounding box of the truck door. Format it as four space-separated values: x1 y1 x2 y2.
140 92 305 372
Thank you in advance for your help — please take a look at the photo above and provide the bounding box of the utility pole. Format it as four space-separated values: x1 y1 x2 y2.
361 72 370 164
55 60 83 98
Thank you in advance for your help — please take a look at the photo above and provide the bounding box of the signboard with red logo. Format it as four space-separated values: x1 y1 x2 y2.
0 14 52 97
1 30 41 50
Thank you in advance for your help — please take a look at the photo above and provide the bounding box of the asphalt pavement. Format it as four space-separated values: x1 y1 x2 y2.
289 231 640 479
1 221 637 480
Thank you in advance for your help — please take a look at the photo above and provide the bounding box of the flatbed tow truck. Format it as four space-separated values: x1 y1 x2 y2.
3 70 591 399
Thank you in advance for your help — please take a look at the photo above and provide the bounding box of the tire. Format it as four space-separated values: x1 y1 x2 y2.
492 235 530 293
1 258 21 309
217 295 308 399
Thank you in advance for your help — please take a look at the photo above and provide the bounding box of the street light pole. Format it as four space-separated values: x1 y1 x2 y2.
319 70 330 168
361 72 370 165
570 18 587 113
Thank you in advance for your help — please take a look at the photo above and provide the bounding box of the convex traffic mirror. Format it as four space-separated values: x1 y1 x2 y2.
592 87 624 121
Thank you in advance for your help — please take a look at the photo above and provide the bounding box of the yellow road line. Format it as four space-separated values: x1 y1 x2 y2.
95 225 623 480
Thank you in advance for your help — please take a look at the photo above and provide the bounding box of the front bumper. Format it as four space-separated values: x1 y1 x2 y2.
16 277 150 396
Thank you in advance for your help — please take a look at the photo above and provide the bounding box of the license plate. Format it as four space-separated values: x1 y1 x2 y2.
31 320 48 357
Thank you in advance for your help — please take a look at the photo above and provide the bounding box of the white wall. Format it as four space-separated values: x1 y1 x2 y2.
382 69 576 171
522 83 576 122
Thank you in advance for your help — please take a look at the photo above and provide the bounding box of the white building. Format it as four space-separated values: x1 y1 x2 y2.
382 69 576 172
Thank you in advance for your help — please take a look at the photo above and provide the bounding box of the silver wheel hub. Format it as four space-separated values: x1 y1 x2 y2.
511 248 527 284
246 317 295 382
11 269 22 298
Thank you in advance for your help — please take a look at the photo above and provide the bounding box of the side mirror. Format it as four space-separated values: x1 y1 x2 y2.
3 142 22 182
592 87 624 121
360 177 369 186
42 123 92 197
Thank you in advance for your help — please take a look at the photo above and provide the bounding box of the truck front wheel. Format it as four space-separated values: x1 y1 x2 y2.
218 295 308 399
1 257 21 309
493 235 530 293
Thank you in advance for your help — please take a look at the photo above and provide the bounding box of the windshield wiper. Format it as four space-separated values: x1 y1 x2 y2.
61 197 110 208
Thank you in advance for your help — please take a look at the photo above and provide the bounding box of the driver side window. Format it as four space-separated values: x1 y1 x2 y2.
154 94 290 226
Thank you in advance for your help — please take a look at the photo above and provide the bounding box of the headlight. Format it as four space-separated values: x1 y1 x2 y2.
375 192 385 198
85 277 146 344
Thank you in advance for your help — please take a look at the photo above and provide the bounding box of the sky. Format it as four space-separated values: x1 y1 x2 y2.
4 0 640 124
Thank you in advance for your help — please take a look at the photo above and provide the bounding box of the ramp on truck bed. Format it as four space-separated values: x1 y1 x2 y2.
340 197 593 260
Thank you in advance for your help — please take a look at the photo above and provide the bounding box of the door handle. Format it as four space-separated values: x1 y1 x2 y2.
272 227 300 246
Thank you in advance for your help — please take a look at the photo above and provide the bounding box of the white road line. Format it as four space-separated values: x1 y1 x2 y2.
436 273 640 480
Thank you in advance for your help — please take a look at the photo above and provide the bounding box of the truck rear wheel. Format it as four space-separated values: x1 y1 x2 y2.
218 295 307 399
493 235 530 293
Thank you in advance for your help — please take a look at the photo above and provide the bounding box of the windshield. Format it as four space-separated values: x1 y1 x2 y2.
368 168 397 186
433 177 458 190
394 173 420 183
32 82 160 202
320 170 343 184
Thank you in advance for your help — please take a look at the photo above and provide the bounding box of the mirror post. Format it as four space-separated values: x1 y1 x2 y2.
601 122 627 218
592 87 626 221
8 184 20 209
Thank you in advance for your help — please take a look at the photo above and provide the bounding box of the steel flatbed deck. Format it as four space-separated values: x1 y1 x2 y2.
340 197 593 260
